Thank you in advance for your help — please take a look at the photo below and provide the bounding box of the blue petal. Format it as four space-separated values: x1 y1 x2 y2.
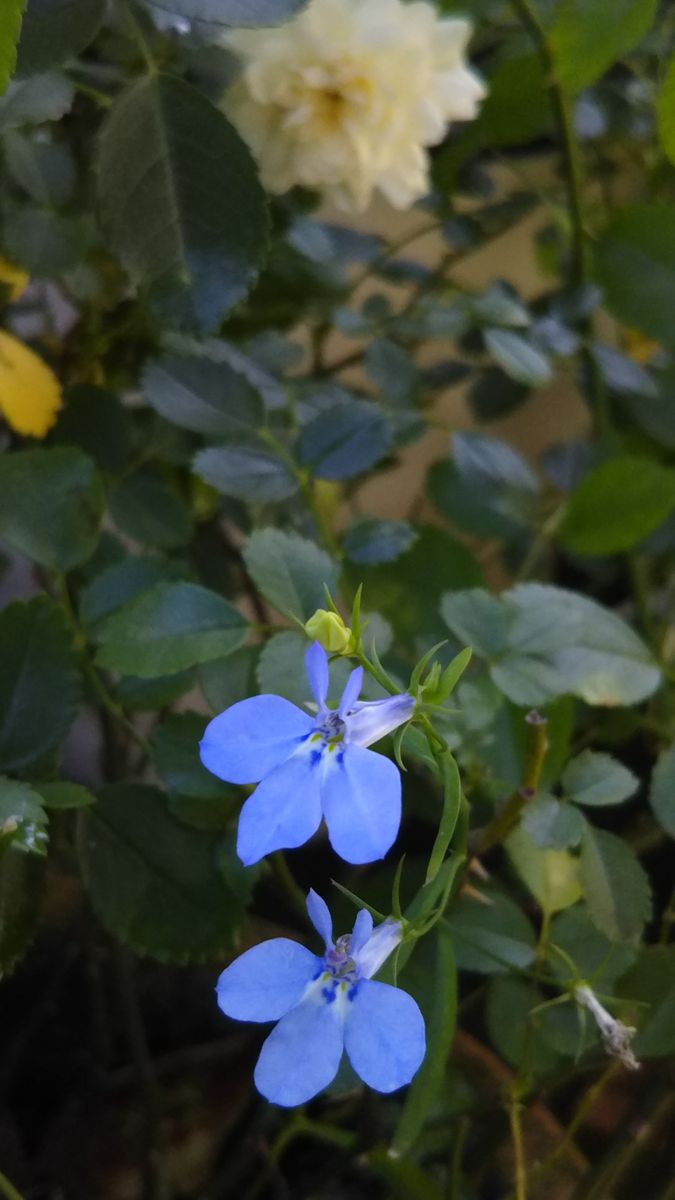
338 666 363 716
217 938 319 1022
200 695 313 784
307 889 333 949
305 642 328 709
345 694 415 748
322 745 401 865
237 749 323 865
351 909 373 956
254 998 344 1106
344 979 425 1093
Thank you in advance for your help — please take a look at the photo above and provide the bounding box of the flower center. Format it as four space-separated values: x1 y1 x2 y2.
314 710 345 744
317 934 360 1003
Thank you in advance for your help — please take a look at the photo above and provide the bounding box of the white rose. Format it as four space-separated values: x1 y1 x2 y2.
223 0 486 212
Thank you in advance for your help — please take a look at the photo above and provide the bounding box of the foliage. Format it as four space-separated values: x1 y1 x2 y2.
0 0 674 1196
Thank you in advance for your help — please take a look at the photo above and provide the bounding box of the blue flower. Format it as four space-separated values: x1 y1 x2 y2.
217 889 426 1107
200 642 414 866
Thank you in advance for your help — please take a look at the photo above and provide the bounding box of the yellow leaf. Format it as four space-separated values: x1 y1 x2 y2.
506 826 582 916
0 258 29 302
0 331 62 438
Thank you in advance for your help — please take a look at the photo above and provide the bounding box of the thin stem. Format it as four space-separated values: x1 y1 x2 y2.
508 1088 527 1200
115 947 171 1200
270 852 309 922
477 712 549 853
0 1172 25 1200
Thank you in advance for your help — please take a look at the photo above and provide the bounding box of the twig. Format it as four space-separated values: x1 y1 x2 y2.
508 1088 527 1200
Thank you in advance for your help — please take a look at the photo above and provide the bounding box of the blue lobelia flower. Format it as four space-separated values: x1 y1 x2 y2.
200 642 414 866
217 889 426 1107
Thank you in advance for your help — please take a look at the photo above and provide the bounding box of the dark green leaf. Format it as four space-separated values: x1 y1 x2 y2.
618 947 675 1056
298 399 391 480
440 589 511 659
243 528 338 620
559 457 675 555
0 0 25 94
562 750 639 807
445 883 536 974
151 712 233 803
78 784 248 961
486 976 562 1071
193 445 298 502
0 447 103 569
343 519 417 565
0 597 80 772
579 825 652 941
484 328 552 387
364 337 418 408
54 386 134 473
551 0 657 93
521 793 585 849
0 848 45 974
430 431 539 541
34 781 95 809
3 130 76 206
80 557 188 628
97 73 268 333
199 644 256 713
95 581 249 677
145 0 308 27
3 206 81 275
650 745 675 838
594 205 675 347
16 0 105 75
143 354 265 436
109 468 194 550
0 777 48 855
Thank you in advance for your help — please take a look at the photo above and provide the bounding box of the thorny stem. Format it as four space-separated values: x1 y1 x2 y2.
115 947 171 1200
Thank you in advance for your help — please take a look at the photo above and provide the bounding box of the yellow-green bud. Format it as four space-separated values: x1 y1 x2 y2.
304 609 356 654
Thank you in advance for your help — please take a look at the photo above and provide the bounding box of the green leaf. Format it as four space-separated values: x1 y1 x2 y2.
486 976 562 1072
78 784 248 962
151 712 233 803
4 130 75 207
243 528 338 621
440 588 511 659
559 457 675 555
145 0 308 27
579 825 652 941
550 904 637 990
143 354 265 436
618 947 675 1057
3 205 81 275
506 826 582 915
0 777 48 855
483 328 553 387
0 597 80 772
0 0 25 95
445 883 536 974
366 1149 444 1200
0 848 44 974
430 431 539 541
34 781 95 809
521 793 585 850
343 519 417 565
550 0 657 93
658 52 675 166
80 557 187 628
425 754 462 883
257 630 352 707
109 468 193 550
0 71 72 129
199 644 256 713
650 745 675 838
193 445 298 502
391 925 456 1158
594 205 675 348
562 750 639 808
97 73 268 334
16 0 105 76
54 386 134 473
0 447 103 570
95 582 249 677
298 399 391 480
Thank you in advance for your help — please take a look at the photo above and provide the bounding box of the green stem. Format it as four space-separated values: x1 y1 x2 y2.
270 852 309 922
508 1087 527 1200
0 1172 25 1200
477 712 549 853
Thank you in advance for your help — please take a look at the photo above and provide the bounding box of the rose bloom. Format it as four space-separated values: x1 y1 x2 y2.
224 0 485 212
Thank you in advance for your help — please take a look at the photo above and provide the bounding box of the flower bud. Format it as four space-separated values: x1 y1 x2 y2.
304 609 355 654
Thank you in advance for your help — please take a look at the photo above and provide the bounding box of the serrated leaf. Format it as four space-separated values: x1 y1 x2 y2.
0 848 45 974
343 519 417 565
143 354 265 436
484 328 553 387
193 445 297 502
16 0 105 76
97 73 268 334
506 826 582 915
0 777 48 855
0 446 103 569
551 0 657 93
95 582 249 677
80 557 187 628
298 398 391 480
243 528 338 620
0 0 25 95
579 825 652 941
650 745 675 838
78 784 247 962
445 883 536 974
560 457 675 555
562 750 639 808
0 597 81 772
